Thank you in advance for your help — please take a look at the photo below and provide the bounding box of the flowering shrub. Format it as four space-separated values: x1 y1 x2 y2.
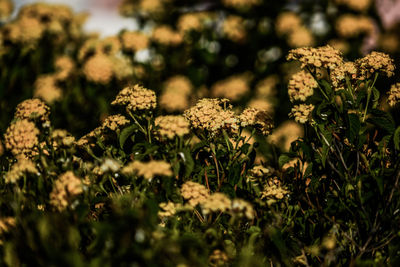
1 0 400 265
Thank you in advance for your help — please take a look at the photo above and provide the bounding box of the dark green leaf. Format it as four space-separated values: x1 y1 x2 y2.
119 124 137 149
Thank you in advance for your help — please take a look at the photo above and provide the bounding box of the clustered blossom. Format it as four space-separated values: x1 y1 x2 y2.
121 31 149 52
261 179 289 204
112 85 157 112
151 25 183 46
289 104 314 124
158 202 191 219
83 53 114 84
14 98 50 122
54 56 75 80
0 0 13 20
159 75 192 112
180 181 210 207
50 171 83 211
223 15 246 42
287 45 343 70
212 75 249 101
335 0 371 11
4 119 39 158
51 129 75 148
355 51 395 78
101 114 130 131
268 121 303 151
177 13 210 33
184 98 239 135
222 0 259 9
330 62 358 90
155 115 190 139
4 159 38 183
335 15 374 38
122 160 173 180
388 83 400 107
288 70 317 102
201 192 232 215
239 107 274 136
275 12 314 48
34 75 63 104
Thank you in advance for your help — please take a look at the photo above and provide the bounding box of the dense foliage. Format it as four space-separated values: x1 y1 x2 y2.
1 0 400 266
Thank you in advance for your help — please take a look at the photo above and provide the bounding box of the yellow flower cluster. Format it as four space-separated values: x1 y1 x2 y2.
155 115 190 139
181 181 210 207
0 0 13 20
275 12 314 48
289 104 314 124
256 75 278 97
122 160 173 180
160 75 193 112
356 51 395 78
223 15 246 42
261 179 289 204
212 75 249 101
51 129 75 148
34 75 63 104
50 171 83 211
54 56 75 81
158 202 190 218
101 115 130 132
268 121 303 151
388 83 400 107
330 62 358 90
152 25 183 46
0 217 16 245
121 31 149 52
14 98 50 122
288 70 317 102
177 13 211 33
222 0 259 9
201 192 232 215
336 15 374 38
83 53 114 84
4 119 39 158
112 85 157 112
4 159 38 183
335 0 371 11
287 45 343 70
184 98 239 135
239 107 274 136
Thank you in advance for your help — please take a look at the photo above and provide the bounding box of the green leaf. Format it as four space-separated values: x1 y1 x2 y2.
367 109 395 134
119 124 137 149
371 87 380 109
347 113 360 143
278 154 291 169
181 148 194 178
394 127 400 151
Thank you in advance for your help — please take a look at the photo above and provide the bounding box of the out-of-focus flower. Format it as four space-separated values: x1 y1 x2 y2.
152 25 183 46
336 15 374 38
121 31 149 52
50 171 83 211
54 56 75 81
287 27 314 48
212 75 249 101
268 121 303 151
34 75 63 104
0 0 13 20
202 192 232 214
4 159 37 183
275 12 302 36
83 54 114 84
223 15 246 42
335 0 372 11
101 114 130 132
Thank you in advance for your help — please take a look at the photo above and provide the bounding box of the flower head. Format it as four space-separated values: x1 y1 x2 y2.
112 85 157 112
14 98 50 122
287 45 343 70
155 115 190 139
4 119 39 158
239 107 274 136
181 181 210 207
5 159 37 183
289 104 314 124
388 83 400 107
356 51 395 78
50 171 83 211
288 70 317 102
122 160 173 180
